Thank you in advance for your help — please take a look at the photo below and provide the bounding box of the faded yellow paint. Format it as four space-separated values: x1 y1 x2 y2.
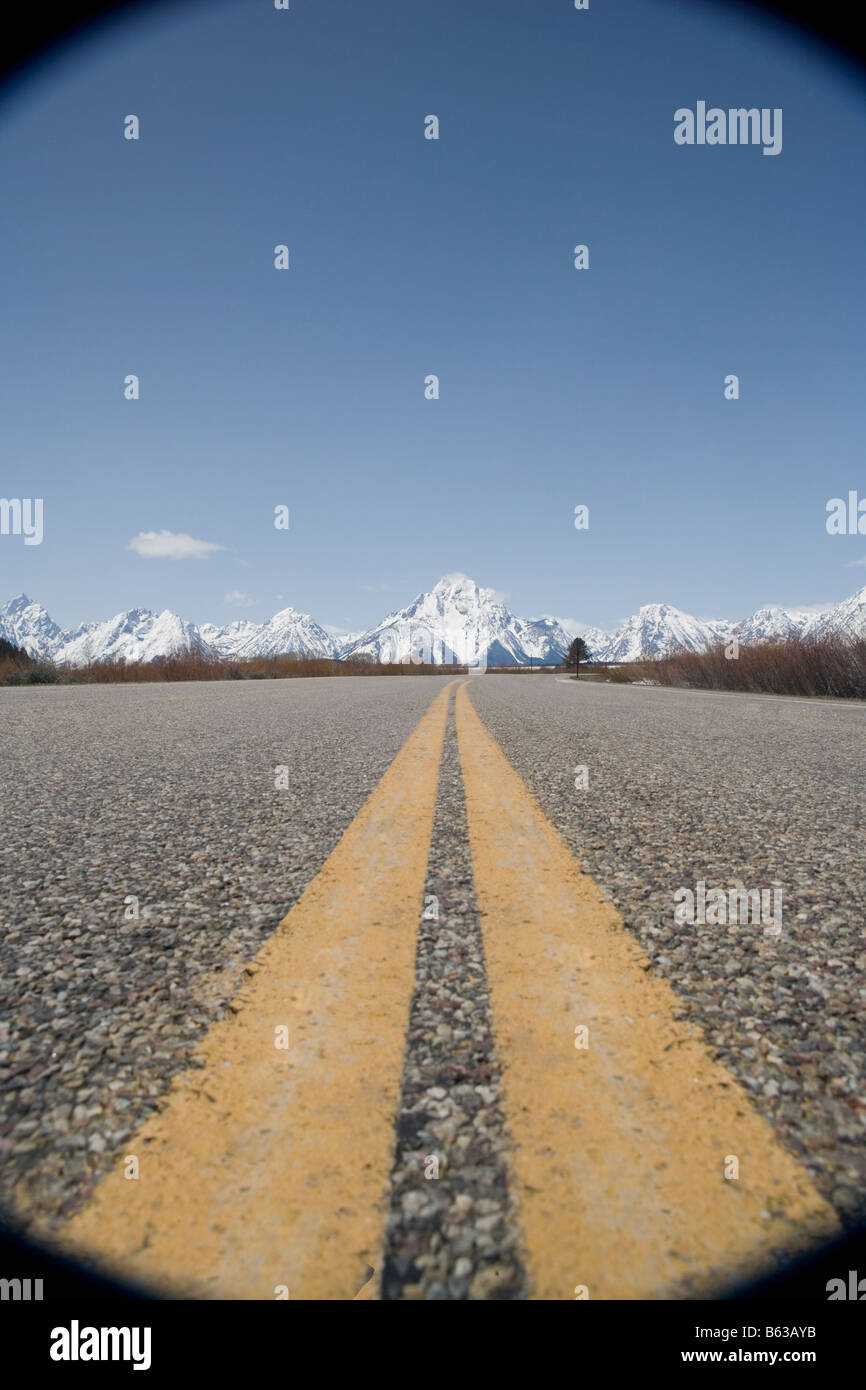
455 681 838 1300
60 681 455 1300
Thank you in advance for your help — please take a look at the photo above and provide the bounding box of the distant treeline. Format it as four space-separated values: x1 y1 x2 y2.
2 633 865 698
0 641 466 685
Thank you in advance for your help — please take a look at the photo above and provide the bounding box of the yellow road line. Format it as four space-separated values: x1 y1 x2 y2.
59 681 455 1300
455 682 838 1300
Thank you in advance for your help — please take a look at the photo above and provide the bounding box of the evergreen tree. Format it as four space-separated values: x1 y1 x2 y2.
564 636 590 678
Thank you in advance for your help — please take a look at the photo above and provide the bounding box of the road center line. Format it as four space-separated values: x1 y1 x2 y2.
454 681 838 1299
57 680 456 1299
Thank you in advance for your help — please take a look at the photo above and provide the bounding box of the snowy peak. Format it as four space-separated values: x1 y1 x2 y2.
732 605 810 645
0 595 340 667
430 573 484 603
199 619 263 656
233 607 337 659
0 593 66 657
340 574 572 666
5 578 866 669
817 584 866 639
55 608 208 666
598 603 723 664
2 592 32 616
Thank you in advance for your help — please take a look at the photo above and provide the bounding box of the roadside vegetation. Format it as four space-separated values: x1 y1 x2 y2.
626 633 866 700
0 645 465 685
0 636 59 685
2 632 865 696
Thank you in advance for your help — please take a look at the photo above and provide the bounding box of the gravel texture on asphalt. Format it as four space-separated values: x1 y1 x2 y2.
381 688 528 1301
0 676 453 1234
468 675 866 1224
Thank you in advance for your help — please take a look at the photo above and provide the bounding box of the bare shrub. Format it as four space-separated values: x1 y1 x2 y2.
643 633 866 700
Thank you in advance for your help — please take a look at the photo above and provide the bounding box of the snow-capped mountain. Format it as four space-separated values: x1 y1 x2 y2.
339 574 572 666
730 605 813 646
232 607 337 660
3 580 866 669
328 629 364 649
0 594 212 665
591 604 734 664
0 594 65 657
809 587 866 641
198 619 262 656
199 610 337 660
0 592 337 666
55 608 209 666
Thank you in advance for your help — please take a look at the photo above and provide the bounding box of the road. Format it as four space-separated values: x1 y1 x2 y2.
0 674 863 1299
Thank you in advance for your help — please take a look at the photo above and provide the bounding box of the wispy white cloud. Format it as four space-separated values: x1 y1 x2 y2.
224 589 255 607
440 572 509 603
545 614 598 636
127 530 223 560
778 601 837 614
847 557 866 569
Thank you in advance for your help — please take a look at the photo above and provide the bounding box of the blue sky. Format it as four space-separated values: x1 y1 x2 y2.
1 0 865 635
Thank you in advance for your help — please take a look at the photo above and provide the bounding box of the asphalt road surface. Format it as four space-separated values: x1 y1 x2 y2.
0 673 863 1299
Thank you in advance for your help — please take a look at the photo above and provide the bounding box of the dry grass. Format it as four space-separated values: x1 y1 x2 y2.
5 636 864 697
627 633 866 700
1 649 467 685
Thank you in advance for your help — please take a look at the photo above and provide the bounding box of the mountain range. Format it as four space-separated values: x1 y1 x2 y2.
2 575 865 669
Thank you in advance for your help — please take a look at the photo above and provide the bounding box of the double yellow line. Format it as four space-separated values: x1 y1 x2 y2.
59 680 837 1299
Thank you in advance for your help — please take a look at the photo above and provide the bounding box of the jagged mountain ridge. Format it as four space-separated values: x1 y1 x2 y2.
339 575 572 666
0 593 66 656
58 608 207 666
597 603 735 665
1 576 863 668
200 608 336 661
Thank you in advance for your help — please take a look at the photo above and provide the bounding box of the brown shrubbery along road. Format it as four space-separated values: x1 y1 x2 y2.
0 642 466 685
2 632 865 697
629 633 866 701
